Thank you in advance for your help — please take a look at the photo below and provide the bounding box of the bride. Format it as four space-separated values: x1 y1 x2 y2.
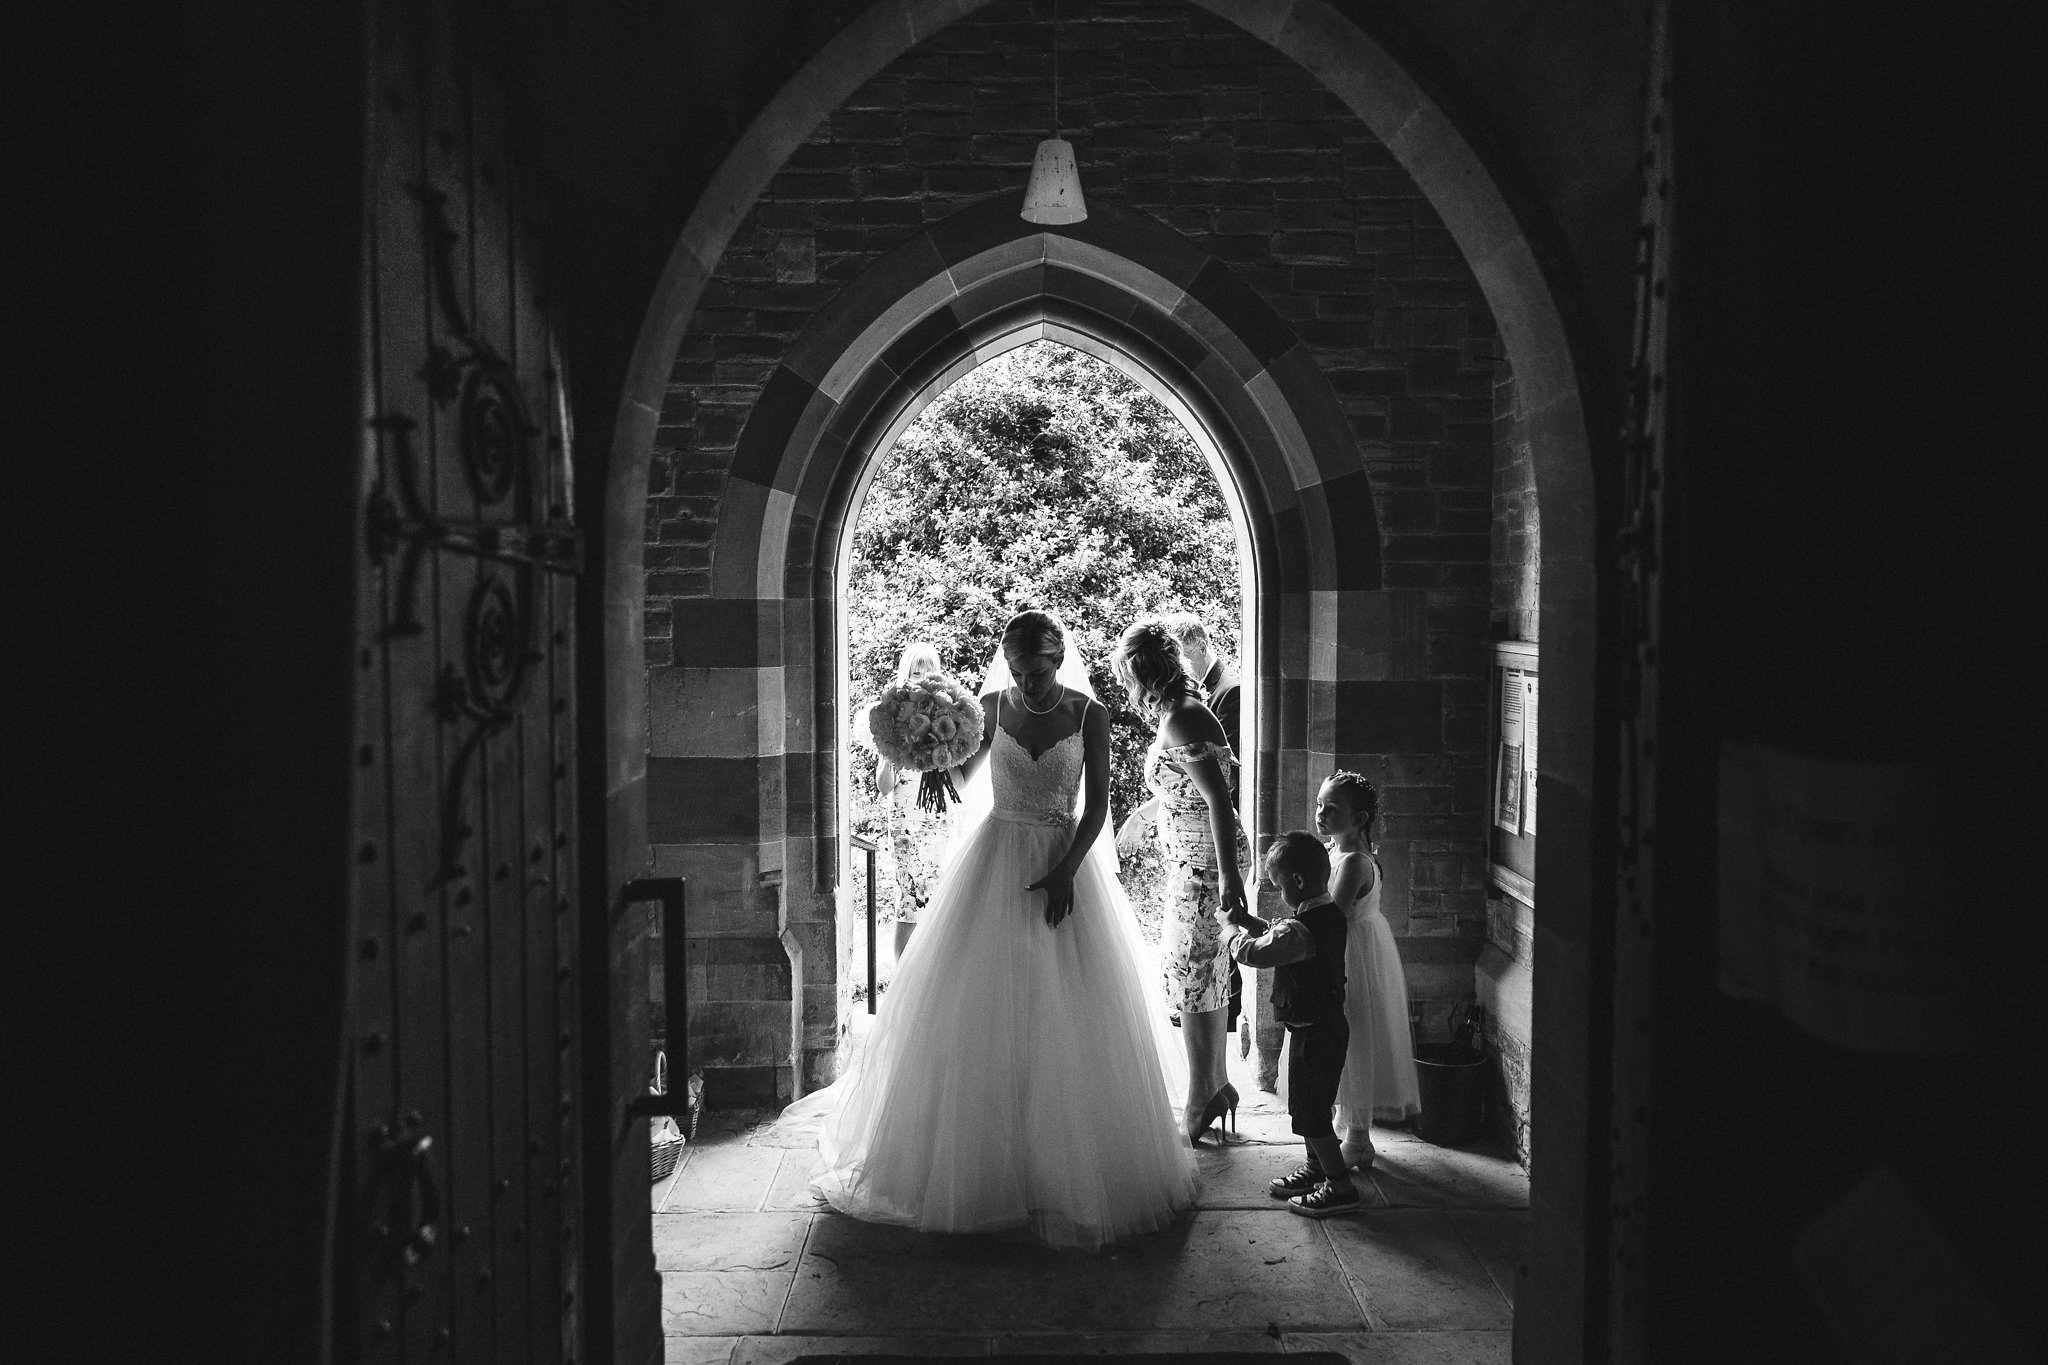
789 608 1196 1249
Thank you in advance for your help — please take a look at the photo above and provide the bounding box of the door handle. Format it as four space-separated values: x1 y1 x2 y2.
376 1114 442 1268
621 877 687 1119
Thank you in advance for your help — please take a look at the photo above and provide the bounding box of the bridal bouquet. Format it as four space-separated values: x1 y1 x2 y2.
868 673 984 811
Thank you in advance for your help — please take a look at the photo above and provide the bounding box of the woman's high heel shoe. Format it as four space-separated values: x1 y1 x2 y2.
1186 1083 1239 1147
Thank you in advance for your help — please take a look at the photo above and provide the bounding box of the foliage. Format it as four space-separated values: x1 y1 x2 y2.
846 341 1241 936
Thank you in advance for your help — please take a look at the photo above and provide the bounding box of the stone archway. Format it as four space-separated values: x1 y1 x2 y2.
689 197 1380 1087
604 1 1607 1356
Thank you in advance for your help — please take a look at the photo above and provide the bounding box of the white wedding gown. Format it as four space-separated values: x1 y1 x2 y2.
787 713 1196 1249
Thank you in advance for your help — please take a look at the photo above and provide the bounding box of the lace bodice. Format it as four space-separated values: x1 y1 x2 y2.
991 726 1084 821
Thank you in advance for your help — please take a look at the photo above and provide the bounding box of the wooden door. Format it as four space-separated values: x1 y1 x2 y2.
344 0 581 1358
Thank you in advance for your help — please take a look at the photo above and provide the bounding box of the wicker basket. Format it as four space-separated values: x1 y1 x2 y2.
650 1052 687 1181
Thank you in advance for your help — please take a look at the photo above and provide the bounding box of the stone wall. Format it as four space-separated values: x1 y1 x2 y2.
649 0 1510 1097
1480 367 1537 1158
1492 369 1540 645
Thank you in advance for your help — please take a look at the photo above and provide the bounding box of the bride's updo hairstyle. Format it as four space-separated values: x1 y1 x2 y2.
1112 617 1208 716
1001 608 1067 661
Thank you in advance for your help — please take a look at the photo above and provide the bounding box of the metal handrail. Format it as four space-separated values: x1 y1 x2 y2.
621 877 688 1119
848 835 879 1012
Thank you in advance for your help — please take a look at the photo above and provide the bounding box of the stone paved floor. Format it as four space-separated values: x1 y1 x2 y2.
652 1042 1527 1364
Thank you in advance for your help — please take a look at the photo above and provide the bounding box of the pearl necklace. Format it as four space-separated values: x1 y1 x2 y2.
1014 684 1064 715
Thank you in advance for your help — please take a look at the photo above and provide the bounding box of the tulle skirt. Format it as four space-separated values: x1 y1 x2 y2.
785 809 1196 1249
1334 905 1423 1128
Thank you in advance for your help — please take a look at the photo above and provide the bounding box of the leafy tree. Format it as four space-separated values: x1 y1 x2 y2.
847 341 1240 939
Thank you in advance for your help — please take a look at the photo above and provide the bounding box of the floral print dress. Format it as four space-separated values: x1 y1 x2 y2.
1146 737 1253 1015
884 770 950 919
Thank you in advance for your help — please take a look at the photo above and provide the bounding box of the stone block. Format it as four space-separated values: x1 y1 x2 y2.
1332 679 1442 752
647 756 762 841
1322 1209 1511 1330
1312 587 1430 681
1187 257 1299 369
688 935 793 1004
1453 761 1490 814
1274 746 1312 829
779 1207 1360 1336
1044 263 1142 325
770 235 817 284
1274 674 1308 748
780 919 839 988
695 1064 783 1110
648 667 764 758
669 598 782 669
687 1000 791 1070
1385 532 1491 564
1443 699 1488 752
646 570 711 598
1429 632 1488 679
1333 752 1452 788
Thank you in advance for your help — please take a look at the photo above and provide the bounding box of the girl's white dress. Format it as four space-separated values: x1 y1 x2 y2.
792 712 1196 1249
1332 849 1423 1127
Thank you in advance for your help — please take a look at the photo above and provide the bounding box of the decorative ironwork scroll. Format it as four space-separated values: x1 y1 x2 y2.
365 173 577 885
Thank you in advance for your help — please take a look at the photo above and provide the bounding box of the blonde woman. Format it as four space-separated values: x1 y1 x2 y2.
1111 618 1253 1145
872 642 947 926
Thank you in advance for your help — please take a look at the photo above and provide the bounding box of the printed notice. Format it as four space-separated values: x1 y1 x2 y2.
1718 743 1972 1055
1519 673 1538 836
1495 670 1526 833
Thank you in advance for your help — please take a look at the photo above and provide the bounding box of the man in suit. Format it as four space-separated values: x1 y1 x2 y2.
1168 615 1239 753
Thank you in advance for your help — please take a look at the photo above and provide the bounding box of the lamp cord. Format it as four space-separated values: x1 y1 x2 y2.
1053 0 1061 139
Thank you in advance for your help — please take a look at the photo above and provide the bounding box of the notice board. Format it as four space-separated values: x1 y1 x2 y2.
1489 641 1538 906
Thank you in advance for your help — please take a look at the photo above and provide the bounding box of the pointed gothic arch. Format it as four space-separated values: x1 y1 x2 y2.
715 192 1379 850
667 195 1387 1104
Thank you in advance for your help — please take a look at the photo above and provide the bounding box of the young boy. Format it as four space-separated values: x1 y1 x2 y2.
1221 831 1360 1217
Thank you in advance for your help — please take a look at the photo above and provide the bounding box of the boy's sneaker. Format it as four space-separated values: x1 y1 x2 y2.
1288 1180 1363 1218
1268 1163 1324 1199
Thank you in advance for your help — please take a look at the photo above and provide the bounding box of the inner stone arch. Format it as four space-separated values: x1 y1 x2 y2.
659 190 1462 1100
830 323 1261 676
723 197 1376 615
825 324 1266 1018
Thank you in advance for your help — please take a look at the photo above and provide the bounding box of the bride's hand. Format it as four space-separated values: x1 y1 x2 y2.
1114 811 1145 856
1026 866 1076 928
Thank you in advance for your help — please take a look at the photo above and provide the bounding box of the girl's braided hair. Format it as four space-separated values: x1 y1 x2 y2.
1324 769 1381 827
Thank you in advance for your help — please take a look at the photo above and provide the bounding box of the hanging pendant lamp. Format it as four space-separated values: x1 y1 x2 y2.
1021 0 1086 224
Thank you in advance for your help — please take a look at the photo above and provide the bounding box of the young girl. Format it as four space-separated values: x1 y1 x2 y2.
871 642 949 924
1317 771 1421 1168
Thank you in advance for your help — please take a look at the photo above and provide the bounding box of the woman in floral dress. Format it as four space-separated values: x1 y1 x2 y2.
1111 619 1253 1144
